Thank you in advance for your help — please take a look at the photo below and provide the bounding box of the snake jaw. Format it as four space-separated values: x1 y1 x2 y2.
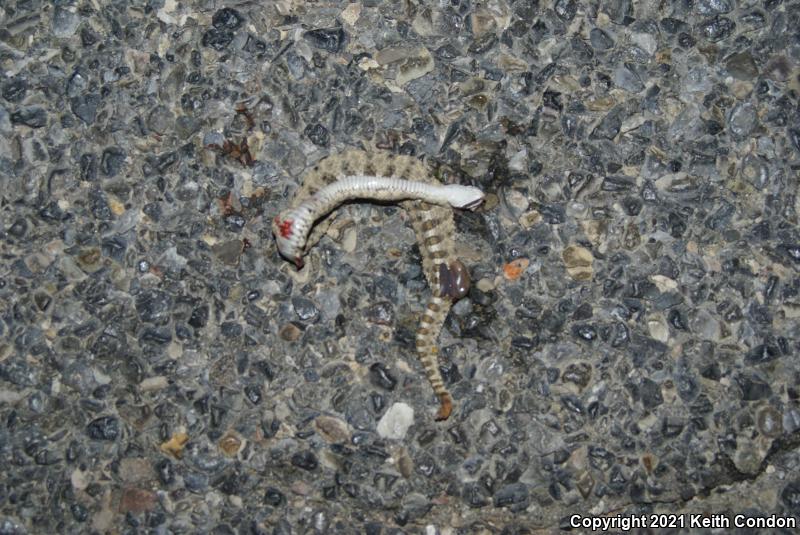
463 196 484 211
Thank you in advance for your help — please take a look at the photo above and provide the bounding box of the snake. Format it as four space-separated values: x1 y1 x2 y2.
272 149 484 420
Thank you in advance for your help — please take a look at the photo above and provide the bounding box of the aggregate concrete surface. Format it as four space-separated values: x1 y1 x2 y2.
1 1 799 533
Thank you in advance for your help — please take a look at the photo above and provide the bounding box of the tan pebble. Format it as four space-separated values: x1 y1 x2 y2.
562 245 594 281
519 209 542 228
358 56 380 71
314 415 351 444
580 219 607 245
397 47 434 86
468 93 490 110
647 315 670 343
118 458 154 484
470 9 497 37
475 278 495 292
71 468 89 490
783 303 800 319
286 260 312 283
497 53 529 72
108 197 125 216
340 2 361 25
504 188 530 213
650 274 677 292
585 95 616 112
732 436 763 475
119 488 157 514
279 323 302 342
395 446 414 479
290 480 313 496
731 81 753 100
77 248 102 270
341 226 357 252
641 453 657 474
167 342 182 359
219 433 243 456
139 376 168 391
412 9 435 37
91 489 114 532
576 470 595 499
481 192 499 211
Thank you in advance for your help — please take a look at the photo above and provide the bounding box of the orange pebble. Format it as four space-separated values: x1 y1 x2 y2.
503 258 530 280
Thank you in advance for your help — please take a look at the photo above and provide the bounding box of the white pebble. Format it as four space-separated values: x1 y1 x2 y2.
377 403 415 440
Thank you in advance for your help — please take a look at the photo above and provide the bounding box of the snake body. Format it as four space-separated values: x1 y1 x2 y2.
272 150 484 420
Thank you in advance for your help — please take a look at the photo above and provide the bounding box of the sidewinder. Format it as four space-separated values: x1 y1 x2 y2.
272 149 484 420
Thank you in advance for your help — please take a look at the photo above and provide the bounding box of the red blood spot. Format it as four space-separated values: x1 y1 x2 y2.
277 219 293 238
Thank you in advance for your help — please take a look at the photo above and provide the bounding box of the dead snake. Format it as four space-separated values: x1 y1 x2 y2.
272 150 484 420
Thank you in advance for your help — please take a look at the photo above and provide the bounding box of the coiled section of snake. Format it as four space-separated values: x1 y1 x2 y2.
272 149 483 420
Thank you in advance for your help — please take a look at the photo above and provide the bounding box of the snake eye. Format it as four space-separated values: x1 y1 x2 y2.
294 257 304 269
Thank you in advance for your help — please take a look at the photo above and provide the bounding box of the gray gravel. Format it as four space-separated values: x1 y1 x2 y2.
1 0 800 533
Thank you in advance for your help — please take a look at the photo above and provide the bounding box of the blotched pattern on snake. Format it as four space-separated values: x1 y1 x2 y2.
273 149 484 420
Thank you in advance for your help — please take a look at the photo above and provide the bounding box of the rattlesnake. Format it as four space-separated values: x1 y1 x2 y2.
272 149 484 420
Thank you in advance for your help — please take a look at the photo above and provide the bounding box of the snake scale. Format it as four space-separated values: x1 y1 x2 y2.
272 149 484 420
